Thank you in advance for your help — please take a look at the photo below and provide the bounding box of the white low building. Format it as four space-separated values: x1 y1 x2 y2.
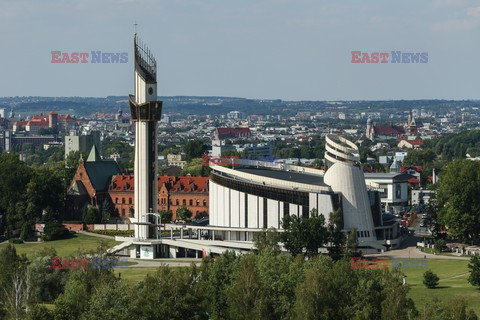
364 173 411 213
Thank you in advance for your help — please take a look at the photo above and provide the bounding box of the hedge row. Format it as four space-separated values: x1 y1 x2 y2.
88 230 134 237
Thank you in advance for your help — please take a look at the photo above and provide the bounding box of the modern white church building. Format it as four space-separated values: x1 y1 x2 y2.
208 134 401 251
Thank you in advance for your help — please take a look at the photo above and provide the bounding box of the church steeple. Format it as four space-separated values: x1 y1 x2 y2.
86 145 102 162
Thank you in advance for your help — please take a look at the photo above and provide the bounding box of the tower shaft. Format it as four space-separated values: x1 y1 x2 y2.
129 34 162 240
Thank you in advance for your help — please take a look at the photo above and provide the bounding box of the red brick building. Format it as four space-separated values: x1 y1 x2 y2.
66 146 122 220
108 175 209 222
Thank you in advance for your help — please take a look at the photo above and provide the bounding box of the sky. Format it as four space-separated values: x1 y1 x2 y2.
0 0 479 100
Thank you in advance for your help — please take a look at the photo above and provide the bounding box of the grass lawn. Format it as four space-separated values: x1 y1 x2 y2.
0 233 120 259
402 259 480 315
116 267 162 283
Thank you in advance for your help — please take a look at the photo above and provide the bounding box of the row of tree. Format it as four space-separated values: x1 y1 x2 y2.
1 241 478 320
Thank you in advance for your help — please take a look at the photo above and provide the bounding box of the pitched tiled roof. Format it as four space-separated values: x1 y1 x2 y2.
109 175 209 193
401 166 423 173
216 127 251 139
83 146 121 192
373 125 405 135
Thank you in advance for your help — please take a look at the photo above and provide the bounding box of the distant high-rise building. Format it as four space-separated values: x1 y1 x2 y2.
227 111 244 119
49 111 58 128
64 131 101 158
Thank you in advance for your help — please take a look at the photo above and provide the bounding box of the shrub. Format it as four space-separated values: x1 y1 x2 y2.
83 206 100 224
434 239 447 253
468 256 480 288
423 270 440 289
43 222 71 241
8 238 24 244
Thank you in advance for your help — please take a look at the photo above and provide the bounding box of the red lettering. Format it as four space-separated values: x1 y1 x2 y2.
369 258 379 269
351 51 361 63
61 52 71 63
361 52 371 63
201 154 211 166
61 258 71 269
51 51 62 63
371 52 379 63
379 52 389 63
51 257 62 269
210 156 220 166
351 257 363 269
231 156 240 167
70 52 79 63
70 258 79 269
79 259 89 269
220 156 230 167
79 52 89 63
378 259 389 269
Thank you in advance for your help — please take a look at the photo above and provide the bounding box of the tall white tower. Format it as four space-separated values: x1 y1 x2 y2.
129 33 162 240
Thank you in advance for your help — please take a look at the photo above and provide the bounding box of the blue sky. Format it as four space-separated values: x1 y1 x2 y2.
1 0 479 100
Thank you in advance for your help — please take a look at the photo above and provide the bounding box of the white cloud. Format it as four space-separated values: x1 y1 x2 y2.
430 18 477 32
431 0 472 7
467 6 480 17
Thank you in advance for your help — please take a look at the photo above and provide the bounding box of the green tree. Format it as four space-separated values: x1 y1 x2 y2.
81 280 134 320
43 222 70 241
134 266 207 320
255 251 305 320
418 297 478 320
159 209 173 223
423 198 440 236
176 205 192 220
293 256 356 320
227 254 268 320
281 209 328 257
54 277 90 320
184 140 207 161
202 251 238 319
254 228 281 254
101 198 113 216
468 256 480 288
0 244 31 320
434 239 447 254
83 206 100 224
0 153 33 237
326 208 345 258
182 157 211 177
280 215 305 256
437 160 480 242
25 304 52 320
346 227 358 253
403 149 436 166
29 248 68 302
423 270 440 289
25 166 65 222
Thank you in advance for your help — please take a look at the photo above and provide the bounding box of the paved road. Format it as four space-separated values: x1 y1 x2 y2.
366 234 470 260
